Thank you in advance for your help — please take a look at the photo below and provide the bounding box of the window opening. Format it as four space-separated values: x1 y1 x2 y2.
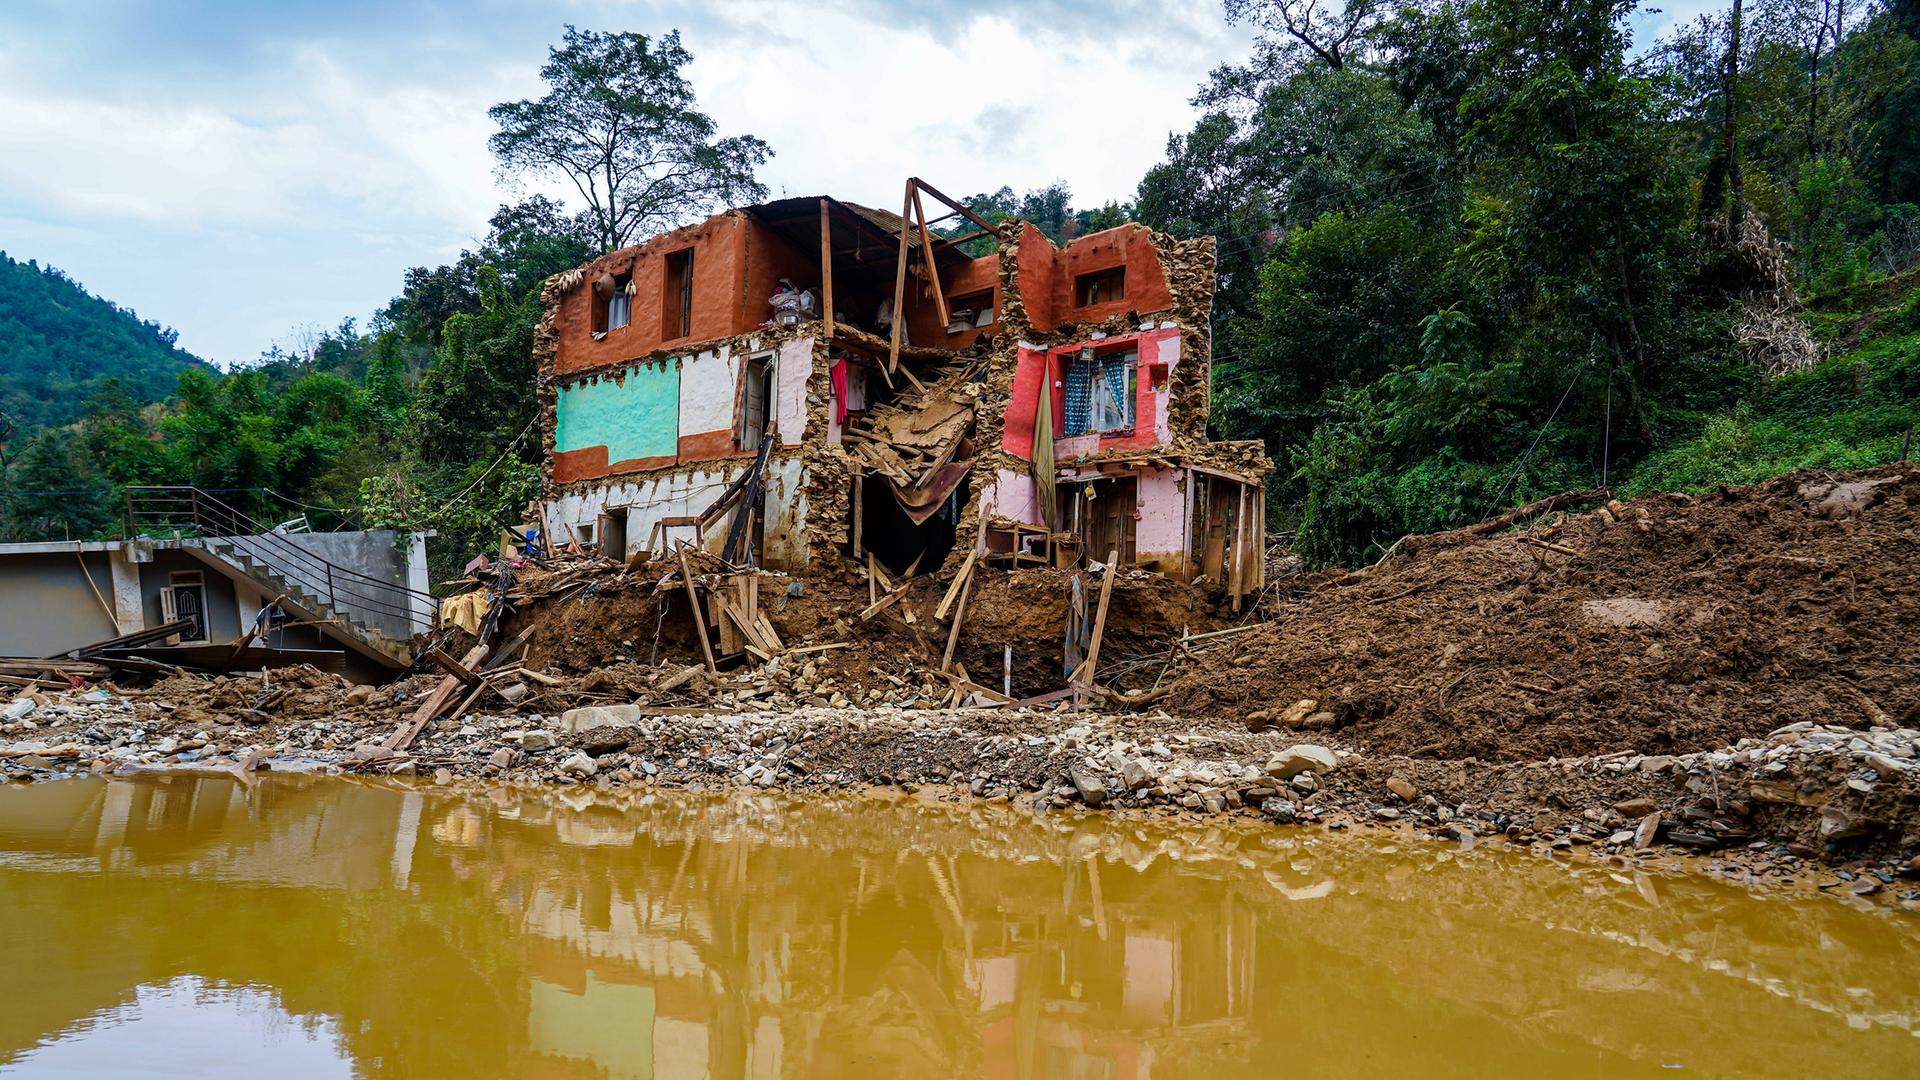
161 571 209 644
1074 266 1126 306
1063 347 1136 436
606 277 632 331
663 248 695 339
739 354 776 451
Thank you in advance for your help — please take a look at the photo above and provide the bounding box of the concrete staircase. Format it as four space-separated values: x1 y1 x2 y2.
190 537 416 669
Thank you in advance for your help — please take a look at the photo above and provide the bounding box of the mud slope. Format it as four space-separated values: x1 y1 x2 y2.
1168 465 1920 761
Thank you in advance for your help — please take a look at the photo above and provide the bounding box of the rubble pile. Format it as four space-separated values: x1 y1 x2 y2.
5 464 1919 899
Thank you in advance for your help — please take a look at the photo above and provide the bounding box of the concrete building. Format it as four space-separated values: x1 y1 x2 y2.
0 526 432 680
537 179 1270 599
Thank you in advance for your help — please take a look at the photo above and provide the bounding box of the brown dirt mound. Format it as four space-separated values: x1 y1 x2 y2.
1165 464 1920 761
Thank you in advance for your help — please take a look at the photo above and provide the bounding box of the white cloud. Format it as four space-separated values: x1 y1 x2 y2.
0 2 1250 363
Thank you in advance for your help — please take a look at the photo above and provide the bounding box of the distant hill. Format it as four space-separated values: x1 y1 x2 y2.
0 250 213 431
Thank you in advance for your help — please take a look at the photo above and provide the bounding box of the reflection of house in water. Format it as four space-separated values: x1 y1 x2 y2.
0 777 1263 1078
5 777 1911 1078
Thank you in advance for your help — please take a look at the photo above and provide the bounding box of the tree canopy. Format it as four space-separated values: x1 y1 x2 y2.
489 27 772 253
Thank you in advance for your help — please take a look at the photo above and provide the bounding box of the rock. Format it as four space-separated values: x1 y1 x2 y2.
1121 758 1154 791
386 760 416 777
2 698 36 721
1637 756 1675 773
432 767 453 785
1865 753 1907 776
517 730 555 753
559 704 644 734
488 748 517 770
1290 772 1318 794
1439 822 1477 842
1612 797 1659 817
1818 806 1869 840
1279 698 1318 727
1373 807 1402 821
559 752 598 778
1633 811 1662 850
1265 744 1339 780
1385 777 1418 802
1200 792 1227 814
1068 766 1108 808
1262 799 1297 824
583 734 631 757
344 685 377 706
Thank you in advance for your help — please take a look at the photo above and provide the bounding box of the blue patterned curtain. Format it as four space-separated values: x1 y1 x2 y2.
1063 351 1093 435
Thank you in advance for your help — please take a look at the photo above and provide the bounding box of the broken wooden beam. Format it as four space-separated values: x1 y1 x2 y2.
678 546 719 674
1076 549 1120 686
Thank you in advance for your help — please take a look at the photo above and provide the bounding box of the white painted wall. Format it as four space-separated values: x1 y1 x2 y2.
774 336 813 446
677 341 745 443
546 457 809 569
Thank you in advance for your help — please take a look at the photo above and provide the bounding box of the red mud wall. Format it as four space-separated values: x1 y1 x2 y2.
1016 223 1172 334
554 213 760 376
903 254 1001 351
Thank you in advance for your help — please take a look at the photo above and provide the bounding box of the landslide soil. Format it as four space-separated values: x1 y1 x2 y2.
1167 465 1920 762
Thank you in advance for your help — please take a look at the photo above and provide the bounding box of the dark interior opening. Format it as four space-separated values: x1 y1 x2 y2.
856 472 964 577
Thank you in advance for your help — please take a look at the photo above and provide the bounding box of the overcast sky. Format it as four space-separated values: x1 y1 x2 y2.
0 0 1720 367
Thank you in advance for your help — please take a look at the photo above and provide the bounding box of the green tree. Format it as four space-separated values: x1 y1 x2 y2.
489 27 772 253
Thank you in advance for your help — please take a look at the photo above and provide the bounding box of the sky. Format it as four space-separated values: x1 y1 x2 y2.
0 0 1721 368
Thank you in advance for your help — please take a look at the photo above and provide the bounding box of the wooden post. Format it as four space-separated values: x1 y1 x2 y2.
910 185 949 329
939 572 972 673
1230 486 1248 612
851 473 864 559
911 176 1001 234
678 546 718 673
1003 645 1012 698
888 179 913 375
819 198 834 341
1078 549 1119 686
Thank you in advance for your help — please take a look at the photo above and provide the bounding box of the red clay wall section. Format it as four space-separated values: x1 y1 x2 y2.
1015 223 1173 334
554 212 758 376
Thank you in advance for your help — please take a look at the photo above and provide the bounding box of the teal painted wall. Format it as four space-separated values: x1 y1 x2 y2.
556 365 680 463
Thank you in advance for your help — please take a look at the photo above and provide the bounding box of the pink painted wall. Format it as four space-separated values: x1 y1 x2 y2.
1000 328 1183 461
1133 468 1188 561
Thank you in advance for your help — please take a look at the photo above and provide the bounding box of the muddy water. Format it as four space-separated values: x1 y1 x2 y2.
0 776 1914 1079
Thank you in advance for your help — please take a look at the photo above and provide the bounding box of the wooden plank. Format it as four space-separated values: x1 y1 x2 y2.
910 186 949 329
425 647 484 689
678 546 718 674
819 197 834 340
387 642 488 750
858 580 912 622
934 548 978 620
888 179 913 374
1077 549 1119 686
911 177 1000 235
939 571 972 673
785 642 852 656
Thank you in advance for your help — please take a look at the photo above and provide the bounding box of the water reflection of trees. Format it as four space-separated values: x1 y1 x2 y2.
0 775 1914 1078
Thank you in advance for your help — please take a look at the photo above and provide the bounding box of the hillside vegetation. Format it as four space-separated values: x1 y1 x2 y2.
0 250 211 431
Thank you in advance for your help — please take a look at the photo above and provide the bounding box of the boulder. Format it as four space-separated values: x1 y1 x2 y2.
1385 777 1418 802
1068 765 1109 808
559 752 598 778
1265 744 1340 780
559 704 644 734
1612 797 1659 817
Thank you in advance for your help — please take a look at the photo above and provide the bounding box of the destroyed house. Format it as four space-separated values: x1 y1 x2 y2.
538 178 1270 597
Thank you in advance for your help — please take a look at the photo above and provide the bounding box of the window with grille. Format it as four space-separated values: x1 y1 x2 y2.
1063 347 1136 436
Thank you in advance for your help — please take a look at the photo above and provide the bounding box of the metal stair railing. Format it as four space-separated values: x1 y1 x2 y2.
125 486 438 636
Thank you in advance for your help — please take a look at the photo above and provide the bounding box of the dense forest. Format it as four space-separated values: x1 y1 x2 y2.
2 1 1916 573
0 251 211 431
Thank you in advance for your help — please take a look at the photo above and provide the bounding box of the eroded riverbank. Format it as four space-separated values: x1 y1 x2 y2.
2 773 1917 1077
4 685 1918 902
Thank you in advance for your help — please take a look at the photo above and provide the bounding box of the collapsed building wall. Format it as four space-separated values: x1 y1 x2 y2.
534 190 1270 594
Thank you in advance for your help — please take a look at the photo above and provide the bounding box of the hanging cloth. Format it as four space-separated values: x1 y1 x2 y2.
829 358 849 426
1063 572 1091 679
1063 348 1093 436
1032 356 1056 528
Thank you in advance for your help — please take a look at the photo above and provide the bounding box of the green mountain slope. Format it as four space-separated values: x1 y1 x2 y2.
0 250 214 431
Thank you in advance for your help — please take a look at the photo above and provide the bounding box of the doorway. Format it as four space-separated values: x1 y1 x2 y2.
1065 476 1137 566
